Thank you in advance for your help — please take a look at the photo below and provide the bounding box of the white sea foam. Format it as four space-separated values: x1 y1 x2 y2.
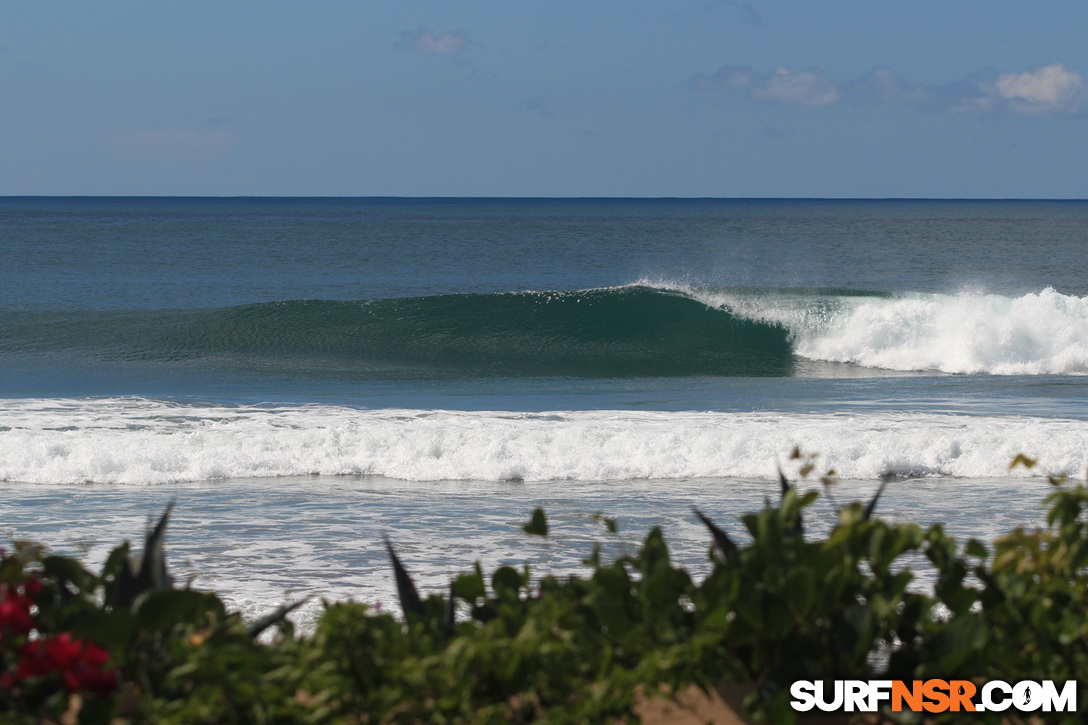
653 283 1088 375
0 474 1055 632
1 398 1085 484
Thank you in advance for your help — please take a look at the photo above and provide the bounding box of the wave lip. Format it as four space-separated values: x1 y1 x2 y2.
647 283 1088 376
793 288 1088 374
1 399 1085 484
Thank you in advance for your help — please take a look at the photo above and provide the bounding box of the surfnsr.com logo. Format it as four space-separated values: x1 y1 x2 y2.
790 679 1077 714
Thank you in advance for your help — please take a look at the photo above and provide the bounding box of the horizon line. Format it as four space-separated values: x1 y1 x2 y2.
3 195 1088 202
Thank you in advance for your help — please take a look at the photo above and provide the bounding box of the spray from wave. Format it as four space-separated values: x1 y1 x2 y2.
652 283 1088 375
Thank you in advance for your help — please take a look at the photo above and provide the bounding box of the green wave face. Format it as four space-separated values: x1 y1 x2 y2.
0 287 794 378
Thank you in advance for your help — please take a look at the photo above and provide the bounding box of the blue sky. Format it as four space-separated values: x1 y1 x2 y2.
4 1 1088 197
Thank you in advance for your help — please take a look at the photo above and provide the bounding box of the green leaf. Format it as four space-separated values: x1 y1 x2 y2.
1009 453 1037 470
246 597 310 639
932 613 987 670
100 542 132 581
492 566 523 596
384 536 425 619
76 694 115 725
41 554 97 594
965 539 988 558
591 511 619 534
452 563 487 602
69 609 138 650
135 588 225 632
523 507 548 537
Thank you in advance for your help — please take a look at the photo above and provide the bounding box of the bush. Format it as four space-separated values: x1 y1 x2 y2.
2 465 1087 723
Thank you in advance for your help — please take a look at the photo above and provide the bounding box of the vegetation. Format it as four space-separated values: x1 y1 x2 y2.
2 456 1087 723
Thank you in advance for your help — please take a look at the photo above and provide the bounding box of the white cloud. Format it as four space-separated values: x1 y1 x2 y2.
996 64 1081 103
693 64 756 91
696 62 1087 117
694 65 838 106
113 128 236 161
991 63 1085 114
842 67 928 105
752 67 839 106
397 26 469 55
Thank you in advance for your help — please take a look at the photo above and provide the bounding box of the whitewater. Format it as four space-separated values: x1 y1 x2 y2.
673 284 1088 375
1 398 1085 485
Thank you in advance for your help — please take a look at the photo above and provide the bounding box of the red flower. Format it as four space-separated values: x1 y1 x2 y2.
21 578 43 597
63 667 117 696
15 640 51 679
0 587 34 635
14 634 117 695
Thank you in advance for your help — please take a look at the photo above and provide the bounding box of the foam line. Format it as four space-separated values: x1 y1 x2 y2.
1 399 1084 484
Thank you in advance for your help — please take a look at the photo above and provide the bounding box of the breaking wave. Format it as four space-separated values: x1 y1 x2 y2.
5 284 1088 377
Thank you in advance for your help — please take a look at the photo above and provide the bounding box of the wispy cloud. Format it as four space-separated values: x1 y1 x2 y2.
397 26 470 55
756 68 838 106
701 0 764 26
695 62 1088 116
695 66 838 106
517 98 553 118
760 125 793 138
739 3 763 25
113 128 237 161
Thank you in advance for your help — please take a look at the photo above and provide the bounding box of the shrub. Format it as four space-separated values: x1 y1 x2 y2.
1 466 1086 723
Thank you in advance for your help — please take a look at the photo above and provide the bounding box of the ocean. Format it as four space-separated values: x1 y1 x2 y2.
2 197 1086 627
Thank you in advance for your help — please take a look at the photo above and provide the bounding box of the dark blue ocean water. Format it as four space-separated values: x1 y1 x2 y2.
5 197 1088 624
4 197 1088 417
7 198 1088 310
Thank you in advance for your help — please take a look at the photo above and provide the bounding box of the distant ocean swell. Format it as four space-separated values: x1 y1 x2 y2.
4 285 1088 376
2 399 1085 484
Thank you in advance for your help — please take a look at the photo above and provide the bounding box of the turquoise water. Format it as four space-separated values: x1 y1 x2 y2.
6 198 1088 404
2 197 1086 624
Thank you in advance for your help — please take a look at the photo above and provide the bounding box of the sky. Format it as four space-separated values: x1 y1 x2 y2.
3 1 1088 198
